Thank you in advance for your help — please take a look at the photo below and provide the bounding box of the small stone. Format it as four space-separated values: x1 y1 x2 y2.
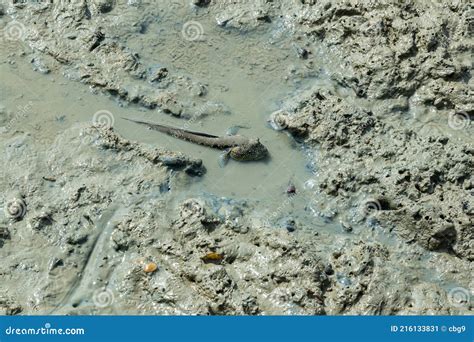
48 257 64 272
143 262 158 273
95 0 115 13
296 47 309 59
286 184 296 195
28 210 53 231
150 67 168 82
192 0 210 7
31 57 50 74
0 226 10 247
324 264 334 276
285 218 296 232
64 32 77 40
201 252 224 263
268 111 288 131
321 208 337 222
341 221 353 233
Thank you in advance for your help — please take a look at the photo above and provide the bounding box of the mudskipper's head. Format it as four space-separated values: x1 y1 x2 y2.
229 139 269 161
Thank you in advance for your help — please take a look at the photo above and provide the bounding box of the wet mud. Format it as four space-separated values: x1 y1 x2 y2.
0 0 472 315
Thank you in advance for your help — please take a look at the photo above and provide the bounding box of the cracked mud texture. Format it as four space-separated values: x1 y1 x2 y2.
1 123 471 315
0 124 202 312
0 0 473 315
0 124 328 315
102 198 327 315
278 87 473 260
274 0 473 260
293 0 473 112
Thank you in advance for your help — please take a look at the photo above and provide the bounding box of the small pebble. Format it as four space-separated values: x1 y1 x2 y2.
192 0 210 7
150 67 168 82
143 262 158 273
0 227 10 240
285 218 296 232
341 221 353 233
268 111 288 131
324 264 334 276
201 252 224 263
96 0 115 13
286 184 296 195
296 47 309 59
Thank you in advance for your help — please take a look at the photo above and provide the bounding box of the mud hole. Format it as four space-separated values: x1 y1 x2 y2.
0 0 472 315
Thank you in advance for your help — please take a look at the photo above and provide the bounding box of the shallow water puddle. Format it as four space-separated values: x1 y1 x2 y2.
114 2 319 201
0 3 357 236
1 1 472 315
1 1 413 243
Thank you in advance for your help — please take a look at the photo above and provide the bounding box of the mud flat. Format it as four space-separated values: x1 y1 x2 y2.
0 0 472 315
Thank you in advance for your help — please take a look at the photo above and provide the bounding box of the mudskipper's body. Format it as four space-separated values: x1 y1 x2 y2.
122 118 269 162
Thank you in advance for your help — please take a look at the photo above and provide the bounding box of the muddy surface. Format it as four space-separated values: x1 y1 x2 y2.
0 0 472 315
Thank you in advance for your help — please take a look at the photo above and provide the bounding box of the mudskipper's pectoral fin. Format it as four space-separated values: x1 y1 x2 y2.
218 150 231 167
